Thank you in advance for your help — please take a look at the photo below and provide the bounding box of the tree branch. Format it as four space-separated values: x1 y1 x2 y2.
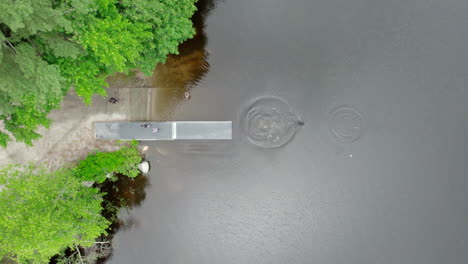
82 241 110 244
74 243 84 264
66 250 78 264
62 7 75 15
4 39 16 53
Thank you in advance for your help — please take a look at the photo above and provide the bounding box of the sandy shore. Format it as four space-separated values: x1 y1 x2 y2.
0 87 150 171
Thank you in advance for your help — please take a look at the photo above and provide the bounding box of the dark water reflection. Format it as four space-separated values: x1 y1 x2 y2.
49 174 150 264
95 174 150 263
148 0 215 121
105 0 218 121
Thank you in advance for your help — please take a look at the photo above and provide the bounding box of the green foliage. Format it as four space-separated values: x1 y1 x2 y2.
0 131 9 148
58 0 198 103
0 43 64 147
74 140 142 183
0 0 70 38
0 141 144 263
0 164 110 263
119 0 198 74
1 0 198 146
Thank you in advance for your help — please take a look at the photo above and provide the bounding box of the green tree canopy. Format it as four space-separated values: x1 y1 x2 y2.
74 140 142 183
0 0 197 147
0 164 109 263
0 141 143 263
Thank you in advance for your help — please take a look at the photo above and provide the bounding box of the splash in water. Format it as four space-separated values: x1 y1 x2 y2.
244 97 303 148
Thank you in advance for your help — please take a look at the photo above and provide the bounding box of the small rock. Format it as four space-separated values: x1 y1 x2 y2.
138 161 150 173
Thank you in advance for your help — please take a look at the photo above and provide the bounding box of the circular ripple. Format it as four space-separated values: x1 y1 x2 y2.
244 97 303 148
329 106 364 143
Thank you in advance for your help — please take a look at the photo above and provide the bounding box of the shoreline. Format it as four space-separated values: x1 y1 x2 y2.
0 86 151 171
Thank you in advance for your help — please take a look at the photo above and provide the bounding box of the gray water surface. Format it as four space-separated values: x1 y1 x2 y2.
110 0 468 263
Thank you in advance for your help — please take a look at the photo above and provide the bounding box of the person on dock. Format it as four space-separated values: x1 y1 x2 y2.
141 123 150 128
152 128 160 133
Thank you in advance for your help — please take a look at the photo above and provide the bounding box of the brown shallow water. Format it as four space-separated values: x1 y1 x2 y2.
109 0 468 263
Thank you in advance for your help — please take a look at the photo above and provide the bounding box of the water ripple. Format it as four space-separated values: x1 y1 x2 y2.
244 97 303 148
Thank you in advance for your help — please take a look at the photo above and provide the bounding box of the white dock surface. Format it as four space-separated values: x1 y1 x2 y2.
95 121 232 140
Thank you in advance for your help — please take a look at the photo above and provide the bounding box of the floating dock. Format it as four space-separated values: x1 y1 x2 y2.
95 121 232 140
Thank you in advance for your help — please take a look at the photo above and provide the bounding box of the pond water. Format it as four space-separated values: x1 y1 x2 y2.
109 0 468 263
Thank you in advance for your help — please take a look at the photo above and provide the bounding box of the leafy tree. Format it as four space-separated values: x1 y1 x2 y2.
0 164 110 263
74 140 142 183
0 0 197 147
0 140 144 263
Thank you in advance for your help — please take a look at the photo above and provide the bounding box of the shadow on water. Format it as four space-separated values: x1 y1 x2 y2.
152 0 220 87
106 0 220 121
149 0 219 121
94 173 150 264
49 174 150 264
